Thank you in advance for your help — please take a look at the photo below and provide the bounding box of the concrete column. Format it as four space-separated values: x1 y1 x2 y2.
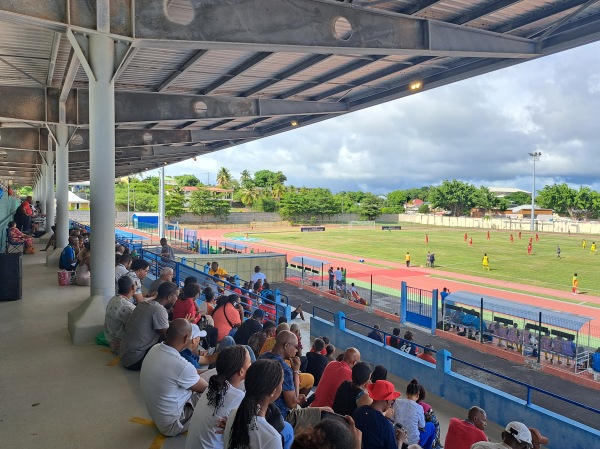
55 116 70 249
45 153 55 230
39 167 46 215
88 33 116 300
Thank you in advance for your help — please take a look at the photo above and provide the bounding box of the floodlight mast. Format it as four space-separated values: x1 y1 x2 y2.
528 152 542 231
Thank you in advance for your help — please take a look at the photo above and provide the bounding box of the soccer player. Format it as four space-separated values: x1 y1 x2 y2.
482 253 490 271
572 273 578 294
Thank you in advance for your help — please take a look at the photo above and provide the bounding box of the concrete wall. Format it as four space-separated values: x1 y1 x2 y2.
399 213 600 235
311 312 600 449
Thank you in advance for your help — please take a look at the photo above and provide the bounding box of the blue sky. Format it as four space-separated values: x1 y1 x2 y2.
161 40 600 195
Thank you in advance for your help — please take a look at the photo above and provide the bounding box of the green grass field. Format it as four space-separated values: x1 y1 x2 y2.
227 225 600 296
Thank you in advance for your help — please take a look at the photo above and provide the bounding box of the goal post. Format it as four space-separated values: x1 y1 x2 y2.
348 220 376 229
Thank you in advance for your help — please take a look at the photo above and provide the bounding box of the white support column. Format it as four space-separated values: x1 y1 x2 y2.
45 153 55 230
39 167 46 215
158 166 165 238
55 112 70 249
88 33 116 300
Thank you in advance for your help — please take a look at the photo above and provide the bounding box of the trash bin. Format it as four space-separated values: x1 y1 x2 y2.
0 252 22 300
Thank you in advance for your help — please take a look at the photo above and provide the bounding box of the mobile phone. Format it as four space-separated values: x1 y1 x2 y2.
321 411 350 427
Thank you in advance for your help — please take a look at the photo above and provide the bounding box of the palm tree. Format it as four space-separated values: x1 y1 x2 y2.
272 183 286 200
216 167 232 188
240 186 259 207
240 169 252 185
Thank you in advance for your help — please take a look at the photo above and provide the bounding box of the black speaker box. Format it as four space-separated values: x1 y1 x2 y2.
0 252 22 301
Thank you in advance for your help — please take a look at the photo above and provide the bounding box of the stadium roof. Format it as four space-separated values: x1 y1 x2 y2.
1 0 600 185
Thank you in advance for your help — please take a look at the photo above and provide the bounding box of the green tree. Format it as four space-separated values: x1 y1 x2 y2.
504 191 531 206
429 180 478 216
174 174 201 187
255 196 278 212
165 186 185 219
387 190 408 208
189 188 231 220
536 183 576 217
216 167 232 188
473 186 499 213
418 203 430 214
240 186 259 207
359 194 383 220
271 183 286 200
279 191 307 221
16 186 33 197
254 170 287 188
239 170 253 188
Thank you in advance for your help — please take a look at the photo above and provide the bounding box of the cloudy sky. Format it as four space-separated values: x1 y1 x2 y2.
162 40 600 195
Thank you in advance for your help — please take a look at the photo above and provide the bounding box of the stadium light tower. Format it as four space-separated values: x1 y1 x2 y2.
528 151 542 231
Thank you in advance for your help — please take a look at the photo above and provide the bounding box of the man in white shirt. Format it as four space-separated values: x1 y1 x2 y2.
115 253 132 283
251 265 267 285
140 319 208 436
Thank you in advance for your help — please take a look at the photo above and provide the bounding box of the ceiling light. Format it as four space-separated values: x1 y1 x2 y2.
8 170 15 174
409 80 422 91
290 120 298 127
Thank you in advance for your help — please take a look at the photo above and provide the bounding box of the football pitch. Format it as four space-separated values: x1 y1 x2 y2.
229 225 600 297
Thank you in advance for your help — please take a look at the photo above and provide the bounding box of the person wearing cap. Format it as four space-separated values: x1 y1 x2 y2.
234 308 265 345
528 428 548 449
140 319 208 436
471 421 533 449
353 380 407 449
179 323 219 371
444 406 488 449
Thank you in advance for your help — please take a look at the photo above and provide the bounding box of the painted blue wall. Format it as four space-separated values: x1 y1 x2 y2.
311 312 600 449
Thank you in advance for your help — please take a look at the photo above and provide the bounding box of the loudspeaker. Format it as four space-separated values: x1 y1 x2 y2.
0 252 22 301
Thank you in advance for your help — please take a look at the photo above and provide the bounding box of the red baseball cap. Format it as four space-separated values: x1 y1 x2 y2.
367 380 401 401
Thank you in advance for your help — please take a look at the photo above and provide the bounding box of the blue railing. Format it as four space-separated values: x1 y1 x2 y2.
448 355 600 415
343 316 437 355
312 306 335 322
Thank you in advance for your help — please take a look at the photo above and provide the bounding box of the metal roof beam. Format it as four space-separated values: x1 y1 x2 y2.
493 0 590 34
0 128 41 151
0 87 346 125
66 129 262 151
134 0 537 59
157 50 208 92
198 52 272 95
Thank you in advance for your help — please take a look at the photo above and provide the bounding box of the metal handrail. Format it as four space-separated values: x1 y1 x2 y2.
312 305 335 321
448 355 600 414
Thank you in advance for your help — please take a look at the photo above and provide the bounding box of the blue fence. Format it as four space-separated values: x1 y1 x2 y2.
311 311 600 449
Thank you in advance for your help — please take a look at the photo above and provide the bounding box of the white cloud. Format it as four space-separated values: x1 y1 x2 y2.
162 40 600 194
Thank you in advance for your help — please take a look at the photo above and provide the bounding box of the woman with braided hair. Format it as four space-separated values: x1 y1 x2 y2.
185 346 251 449
224 359 286 449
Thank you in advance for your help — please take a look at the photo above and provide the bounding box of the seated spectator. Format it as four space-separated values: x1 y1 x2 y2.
289 323 314 396
251 265 267 285
234 309 265 345
59 236 78 270
120 282 179 371
41 225 56 251
371 365 388 383
185 346 251 449
325 343 336 361
127 258 157 304
390 328 401 349
445 406 488 449
115 253 132 283
159 237 175 260
75 245 91 286
208 261 228 283
353 380 406 449
115 244 125 255
529 428 548 449
291 418 361 449
305 338 329 385
173 282 203 324
7 221 34 253
140 319 208 436
211 294 244 342
179 324 216 370
260 281 273 298
471 422 532 449
399 331 418 356
259 331 325 432
104 275 136 354
149 267 174 295
367 324 384 343
248 319 277 360
312 348 361 408
332 361 373 416
260 323 290 355
417 344 436 364
349 283 366 305
223 359 290 449
417 385 442 449
393 379 435 449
